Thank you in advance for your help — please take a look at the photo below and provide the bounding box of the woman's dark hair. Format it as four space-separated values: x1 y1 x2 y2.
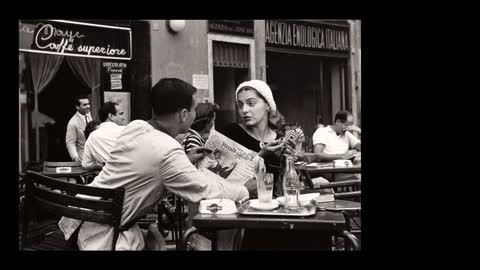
191 103 220 132
268 110 286 133
84 120 101 139
151 78 197 116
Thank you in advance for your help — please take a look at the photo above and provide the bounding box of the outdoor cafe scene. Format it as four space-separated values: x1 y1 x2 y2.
18 19 362 251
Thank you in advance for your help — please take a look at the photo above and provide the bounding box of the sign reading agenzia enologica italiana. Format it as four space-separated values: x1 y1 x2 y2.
265 20 350 54
19 20 132 60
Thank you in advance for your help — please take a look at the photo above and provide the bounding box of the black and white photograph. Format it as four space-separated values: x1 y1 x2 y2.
18 19 361 251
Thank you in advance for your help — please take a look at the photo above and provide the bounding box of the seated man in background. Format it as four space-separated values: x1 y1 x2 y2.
311 110 361 181
82 102 126 170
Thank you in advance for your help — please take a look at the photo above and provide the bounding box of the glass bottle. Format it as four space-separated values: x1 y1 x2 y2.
282 156 301 210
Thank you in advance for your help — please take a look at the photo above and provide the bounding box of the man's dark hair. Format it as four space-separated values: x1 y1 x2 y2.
334 110 353 123
98 102 119 122
84 120 101 139
151 78 197 116
191 103 220 132
74 94 89 106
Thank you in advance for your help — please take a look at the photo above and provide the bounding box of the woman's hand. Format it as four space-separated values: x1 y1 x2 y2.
258 139 284 158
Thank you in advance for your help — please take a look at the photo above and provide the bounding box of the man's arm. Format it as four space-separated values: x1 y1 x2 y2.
346 125 361 135
65 122 80 162
313 144 355 161
82 142 104 170
160 148 249 203
347 131 361 152
353 142 361 152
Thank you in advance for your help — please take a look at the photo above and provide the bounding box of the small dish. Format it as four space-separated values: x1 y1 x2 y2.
249 199 280 211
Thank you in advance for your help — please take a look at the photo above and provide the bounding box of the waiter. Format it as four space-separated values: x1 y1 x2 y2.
65 94 91 162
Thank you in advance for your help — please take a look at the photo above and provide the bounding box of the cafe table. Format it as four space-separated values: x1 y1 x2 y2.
181 199 360 251
40 167 99 184
295 162 361 187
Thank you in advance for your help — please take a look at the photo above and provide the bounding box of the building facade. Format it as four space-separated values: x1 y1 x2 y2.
18 19 361 170
146 20 361 147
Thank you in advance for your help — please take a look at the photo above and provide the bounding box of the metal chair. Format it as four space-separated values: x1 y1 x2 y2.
342 209 361 250
157 192 188 249
311 180 361 250
20 171 125 251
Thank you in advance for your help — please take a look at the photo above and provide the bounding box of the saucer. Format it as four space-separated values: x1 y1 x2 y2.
249 199 280 211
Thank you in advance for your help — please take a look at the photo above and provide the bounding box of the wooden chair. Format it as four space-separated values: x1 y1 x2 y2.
20 171 125 251
318 180 361 202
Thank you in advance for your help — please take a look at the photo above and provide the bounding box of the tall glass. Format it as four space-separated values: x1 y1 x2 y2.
257 173 274 204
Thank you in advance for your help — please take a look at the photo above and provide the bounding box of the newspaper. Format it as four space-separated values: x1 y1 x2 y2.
196 129 262 186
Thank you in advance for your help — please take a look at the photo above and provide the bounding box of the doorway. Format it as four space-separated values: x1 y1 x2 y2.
266 51 326 141
38 60 91 161
209 39 252 132
213 67 249 131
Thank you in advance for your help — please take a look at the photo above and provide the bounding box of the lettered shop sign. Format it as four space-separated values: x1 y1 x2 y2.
19 20 131 60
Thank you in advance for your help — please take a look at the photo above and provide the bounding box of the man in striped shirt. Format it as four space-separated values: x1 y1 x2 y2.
182 102 219 153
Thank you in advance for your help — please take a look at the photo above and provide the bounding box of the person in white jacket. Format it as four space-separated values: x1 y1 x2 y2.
82 102 126 170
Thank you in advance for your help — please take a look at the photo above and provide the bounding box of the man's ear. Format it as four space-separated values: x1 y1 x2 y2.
179 109 188 123
75 105 80 111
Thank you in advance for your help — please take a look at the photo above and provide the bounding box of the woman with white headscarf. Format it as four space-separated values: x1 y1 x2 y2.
220 80 331 251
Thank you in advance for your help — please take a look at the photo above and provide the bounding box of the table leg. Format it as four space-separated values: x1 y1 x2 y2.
211 231 218 251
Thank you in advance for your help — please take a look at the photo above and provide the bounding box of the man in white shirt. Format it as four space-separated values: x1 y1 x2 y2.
82 102 126 170
59 78 252 250
65 94 92 162
312 110 361 181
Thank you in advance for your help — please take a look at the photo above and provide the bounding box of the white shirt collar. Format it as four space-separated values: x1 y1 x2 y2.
327 125 344 137
99 121 119 128
76 111 91 120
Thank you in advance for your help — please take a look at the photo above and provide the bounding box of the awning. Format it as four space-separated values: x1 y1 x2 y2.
213 41 249 68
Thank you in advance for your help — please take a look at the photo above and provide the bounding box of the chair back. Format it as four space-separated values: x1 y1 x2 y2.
43 161 82 172
317 180 361 202
21 171 124 250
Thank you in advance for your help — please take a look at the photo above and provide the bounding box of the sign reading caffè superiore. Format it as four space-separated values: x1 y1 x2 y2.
265 20 350 54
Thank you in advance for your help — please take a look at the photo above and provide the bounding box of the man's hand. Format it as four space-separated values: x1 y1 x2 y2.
243 177 257 199
187 146 212 164
346 125 361 134
73 156 81 163
340 150 357 160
